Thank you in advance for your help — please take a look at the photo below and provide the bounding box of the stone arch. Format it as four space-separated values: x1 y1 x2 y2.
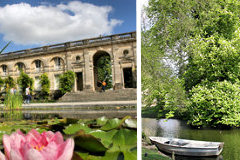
0 64 8 75
50 57 65 70
14 62 26 72
93 51 112 91
31 59 44 72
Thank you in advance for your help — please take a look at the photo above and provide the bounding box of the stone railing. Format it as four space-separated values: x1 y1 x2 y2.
0 31 136 57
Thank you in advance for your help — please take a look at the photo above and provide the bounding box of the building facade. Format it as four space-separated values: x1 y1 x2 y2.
0 32 136 92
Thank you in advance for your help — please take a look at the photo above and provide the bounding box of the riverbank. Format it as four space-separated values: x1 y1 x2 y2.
142 139 171 160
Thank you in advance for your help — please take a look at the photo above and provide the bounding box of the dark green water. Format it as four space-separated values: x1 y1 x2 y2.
142 118 240 160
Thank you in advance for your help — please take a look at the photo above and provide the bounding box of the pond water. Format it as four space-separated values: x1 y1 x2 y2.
142 118 240 160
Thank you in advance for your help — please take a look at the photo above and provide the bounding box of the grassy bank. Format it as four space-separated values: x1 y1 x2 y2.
142 147 171 160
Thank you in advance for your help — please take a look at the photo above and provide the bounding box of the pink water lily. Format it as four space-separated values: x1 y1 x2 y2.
0 129 74 160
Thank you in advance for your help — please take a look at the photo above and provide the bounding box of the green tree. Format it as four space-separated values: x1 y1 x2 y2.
142 0 191 118
59 71 75 95
40 73 50 100
17 71 34 94
143 0 240 127
182 0 240 127
96 56 112 89
4 76 15 90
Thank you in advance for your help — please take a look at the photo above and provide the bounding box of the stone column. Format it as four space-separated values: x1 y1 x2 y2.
65 51 72 71
112 46 123 90
83 49 94 91
132 42 137 88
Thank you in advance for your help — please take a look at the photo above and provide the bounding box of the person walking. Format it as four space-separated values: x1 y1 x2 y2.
25 86 31 104
102 81 107 92
10 87 14 94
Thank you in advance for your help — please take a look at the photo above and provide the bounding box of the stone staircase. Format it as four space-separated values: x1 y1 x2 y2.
59 88 137 102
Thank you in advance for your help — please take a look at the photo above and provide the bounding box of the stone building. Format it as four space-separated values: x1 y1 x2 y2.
0 32 136 94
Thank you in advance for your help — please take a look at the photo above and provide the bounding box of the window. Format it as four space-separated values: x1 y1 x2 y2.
123 49 129 56
35 60 42 71
76 56 80 62
54 58 62 70
17 63 24 72
54 75 60 90
2 65 7 75
35 76 41 91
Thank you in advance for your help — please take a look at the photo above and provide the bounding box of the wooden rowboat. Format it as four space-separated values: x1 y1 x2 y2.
149 137 224 157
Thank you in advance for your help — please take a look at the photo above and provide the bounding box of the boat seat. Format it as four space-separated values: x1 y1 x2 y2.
165 140 188 146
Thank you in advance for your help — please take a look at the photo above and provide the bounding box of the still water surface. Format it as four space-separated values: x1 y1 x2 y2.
142 118 240 160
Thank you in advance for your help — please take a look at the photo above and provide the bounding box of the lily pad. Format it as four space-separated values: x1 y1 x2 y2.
96 116 108 126
124 119 137 129
74 130 108 153
100 116 131 131
64 123 92 135
112 129 137 149
90 130 118 148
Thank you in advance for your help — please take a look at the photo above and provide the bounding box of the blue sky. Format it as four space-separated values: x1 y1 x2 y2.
0 0 136 53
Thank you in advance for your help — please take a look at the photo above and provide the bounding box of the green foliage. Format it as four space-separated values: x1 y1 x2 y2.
144 0 240 127
96 55 112 89
96 116 108 126
40 73 50 100
4 76 15 90
4 91 23 120
64 123 92 135
59 71 75 94
17 71 34 94
182 0 240 127
142 0 190 119
142 68 188 119
187 81 240 127
74 130 108 153
0 77 4 90
184 36 240 91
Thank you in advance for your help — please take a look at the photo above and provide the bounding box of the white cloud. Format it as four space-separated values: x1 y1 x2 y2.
0 1 123 45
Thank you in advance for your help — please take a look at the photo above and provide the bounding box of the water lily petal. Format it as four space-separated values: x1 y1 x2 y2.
10 149 23 160
16 130 24 136
24 148 44 160
50 132 64 145
42 131 55 143
40 141 58 160
57 139 74 160
3 135 11 159
26 129 42 146
0 151 6 160
10 133 26 150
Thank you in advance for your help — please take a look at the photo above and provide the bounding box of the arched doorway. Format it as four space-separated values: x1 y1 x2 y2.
93 51 112 91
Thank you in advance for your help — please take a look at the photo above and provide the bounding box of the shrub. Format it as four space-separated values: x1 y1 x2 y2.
0 77 4 91
4 76 15 90
59 71 75 95
17 71 34 94
40 73 50 100
187 81 240 128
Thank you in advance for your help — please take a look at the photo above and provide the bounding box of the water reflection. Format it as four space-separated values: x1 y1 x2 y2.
142 118 240 160
158 119 181 138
